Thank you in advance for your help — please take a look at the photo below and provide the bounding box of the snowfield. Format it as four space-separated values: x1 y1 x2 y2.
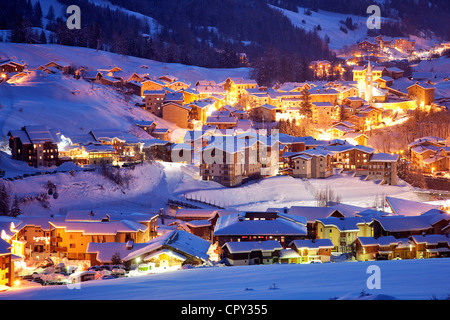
184 170 423 211
1 258 449 300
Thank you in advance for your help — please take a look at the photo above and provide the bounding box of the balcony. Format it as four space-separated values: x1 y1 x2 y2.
50 245 67 252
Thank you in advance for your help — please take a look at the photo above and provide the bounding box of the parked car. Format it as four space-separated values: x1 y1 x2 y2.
68 271 96 284
111 268 126 278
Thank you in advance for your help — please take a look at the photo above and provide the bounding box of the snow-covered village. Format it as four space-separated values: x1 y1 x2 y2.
0 0 449 305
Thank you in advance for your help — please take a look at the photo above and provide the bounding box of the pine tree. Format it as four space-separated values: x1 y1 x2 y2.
300 87 312 119
39 30 47 44
10 195 21 217
46 5 55 21
32 1 43 28
0 183 10 216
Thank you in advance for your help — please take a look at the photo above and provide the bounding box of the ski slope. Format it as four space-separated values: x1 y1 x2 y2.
269 5 393 52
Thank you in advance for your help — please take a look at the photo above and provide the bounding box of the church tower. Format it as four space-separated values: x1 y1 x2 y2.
365 61 373 104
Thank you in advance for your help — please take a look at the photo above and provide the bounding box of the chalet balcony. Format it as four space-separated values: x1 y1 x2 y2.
50 245 67 252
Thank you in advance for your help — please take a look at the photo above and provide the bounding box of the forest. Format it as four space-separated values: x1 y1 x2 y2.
0 0 333 85
1 0 450 85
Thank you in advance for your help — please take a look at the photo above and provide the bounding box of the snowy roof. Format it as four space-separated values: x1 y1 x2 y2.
329 203 366 217
408 136 446 148
341 132 368 140
8 129 31 144
143 90 166 95
278 134 315 144
22 125 60 144
66 133 98 146
355 236 402 247
356 209 390 218
184 220 211 228
298 148 335 157
65 210 157 223
175 209 219 220
189 99 215 109
0 217 22 239
122 229 210 262
290 239 334 249
386 197 440 217
377 76 394 82
164 91 184 101
49 220 148 235
140 139 171 148
410 234 450 246
321 144 375 154
373 212 449 232
410 144 442 154
223 240 282 254
90 129 126 142
410 72 434 80
84 144 115 153
369 153 399 162
86 242 149 263
331 125 355 133
316 217 371 232
309 86 338 95
279 248 301 259
386 67 403 73
214 213 307 236
256 104 277 110
0 238 12 255
277 82 308 92
287 206 344 222
13 215 66 232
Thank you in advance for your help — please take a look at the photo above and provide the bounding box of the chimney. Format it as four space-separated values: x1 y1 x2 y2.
126 240 134 250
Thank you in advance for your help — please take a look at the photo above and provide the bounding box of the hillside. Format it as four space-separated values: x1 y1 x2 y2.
269 5 373 52
0 43 249 139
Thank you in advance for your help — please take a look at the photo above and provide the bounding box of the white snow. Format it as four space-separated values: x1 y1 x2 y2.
184 170 423 211
1 258 449 300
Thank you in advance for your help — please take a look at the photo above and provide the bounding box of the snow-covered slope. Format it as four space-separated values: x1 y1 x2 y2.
0 43 250 84
86 0 161 35
269 5 392 52
0 43 249 139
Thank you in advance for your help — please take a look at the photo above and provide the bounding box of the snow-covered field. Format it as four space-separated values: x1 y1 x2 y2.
1 258 449 300
184 170 422 211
